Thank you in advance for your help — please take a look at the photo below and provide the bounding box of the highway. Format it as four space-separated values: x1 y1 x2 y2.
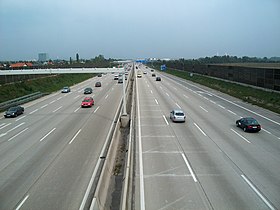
0 73 124 210
134 65 280 210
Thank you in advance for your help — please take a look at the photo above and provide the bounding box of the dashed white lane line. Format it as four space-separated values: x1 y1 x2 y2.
94 106 100 113
6 122 25 134
231 129 251 143
56 97 62 101
163 115 169 125
241 175 276 210
183 94 189 99
40 104 48 109
74 107 80 113
194 123 207 136
262 128 271 134
52 106 62 113
40 128 56 142
105 95 109 99
69 129 82 144
15 195 29 210
150 90 153 94
218 104 225 109
175 103 181 109
74 95 80 99
199 106 208 113
166 93 170 97
50 100 56 104
29 109 38 114
8 128 29 141
181 153 197 182
227 109 237 115
16 116 26 121
210 100 216 104
154 99 159 105
0 123 11 130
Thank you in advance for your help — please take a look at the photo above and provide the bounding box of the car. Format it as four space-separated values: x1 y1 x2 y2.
236 117 261 132
114 75 119 80
152 73 156 77
170 109 186 122
95 82 101 87
84 87 92 94
61 86 70 93
137 73 142 78
143 71 147 74
97 74 102 77
125 71 128 75
156 77 161 81
151 69 154 72
81 97 94 107
4 106 24 118
118 77 123 83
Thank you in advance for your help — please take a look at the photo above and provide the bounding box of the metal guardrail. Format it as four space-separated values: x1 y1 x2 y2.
0 92 44 111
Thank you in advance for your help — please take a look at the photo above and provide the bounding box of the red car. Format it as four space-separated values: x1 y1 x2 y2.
81 97 94 107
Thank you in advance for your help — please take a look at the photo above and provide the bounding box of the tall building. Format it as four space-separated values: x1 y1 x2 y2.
38 53 49 62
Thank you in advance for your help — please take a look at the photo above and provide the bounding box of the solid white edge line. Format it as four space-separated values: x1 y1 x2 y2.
231 129 251 143
194 123 207 136
163 115 169 125
181 153 197 182
15 195 29 210
40 128 56 142
8 128 29 141
241 175 275 210
137 71 146 210
69 129 81 144
94 106 100 113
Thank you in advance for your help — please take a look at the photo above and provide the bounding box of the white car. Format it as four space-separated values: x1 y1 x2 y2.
170 109 186 122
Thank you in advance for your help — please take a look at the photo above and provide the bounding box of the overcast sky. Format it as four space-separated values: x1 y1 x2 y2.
0 0 279 61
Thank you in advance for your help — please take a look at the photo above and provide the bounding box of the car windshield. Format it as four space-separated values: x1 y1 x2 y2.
8 107 17 111
175 112 184 116
247 119 258 125
83 99 91 102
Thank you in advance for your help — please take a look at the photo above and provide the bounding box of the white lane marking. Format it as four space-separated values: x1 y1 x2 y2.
15 195 29 210
218 104 225 109
163 115 169 125
227 109 237 115
74 107 80 113
175 103 181 109
69 129 81 144
203 96 209 101
154 99 159 105
147 85 150 88
181 153 197 182
8 128 29 141
50 100 56 104
29 109 38 114
194 123 207 136
16 116 26 121
6 122 25 134
94 106 100 113
0 123 5 127
262 128 271 134
150 90 153 94
166 92 170 97
52 106 62 113
210 100 216 104
200 106 208 113
160 86 163 89
183 94 189 99
40 128 56 142
40 104 48 109
241 175 275 210
0 123 11 130
74 95 80 99
231 129 251 143
56 97 62 101
136 75 145 210
105 95 109 99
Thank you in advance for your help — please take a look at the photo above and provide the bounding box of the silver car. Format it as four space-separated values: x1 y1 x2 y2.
170 109 186 122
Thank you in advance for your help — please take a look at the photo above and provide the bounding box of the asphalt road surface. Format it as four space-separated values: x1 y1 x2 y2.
0 73 124 210
134 65 280 210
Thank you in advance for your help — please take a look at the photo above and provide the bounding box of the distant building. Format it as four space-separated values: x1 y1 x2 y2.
76 53 79 62
38 53 49 62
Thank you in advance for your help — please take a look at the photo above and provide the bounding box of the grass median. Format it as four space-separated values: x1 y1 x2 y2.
164 68 280 114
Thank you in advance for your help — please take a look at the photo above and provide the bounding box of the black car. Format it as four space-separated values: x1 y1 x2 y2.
236 117 261 132
4 106 24 118
156 77 161 81
84 87 93 94
95 82 101 87
152 73 156 77
97 74 102 77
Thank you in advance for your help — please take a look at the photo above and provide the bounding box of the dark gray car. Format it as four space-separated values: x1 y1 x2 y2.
4 106 24 118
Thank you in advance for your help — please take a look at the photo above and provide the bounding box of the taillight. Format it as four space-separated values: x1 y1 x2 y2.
248 125 253 129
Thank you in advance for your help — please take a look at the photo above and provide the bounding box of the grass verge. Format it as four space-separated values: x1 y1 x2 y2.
164 68 280 114
0 74 95 103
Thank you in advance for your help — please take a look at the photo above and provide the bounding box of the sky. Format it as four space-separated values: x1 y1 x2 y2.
0 0 279 61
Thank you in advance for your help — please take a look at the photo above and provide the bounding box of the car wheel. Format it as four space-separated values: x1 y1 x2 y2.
243 127 247 132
